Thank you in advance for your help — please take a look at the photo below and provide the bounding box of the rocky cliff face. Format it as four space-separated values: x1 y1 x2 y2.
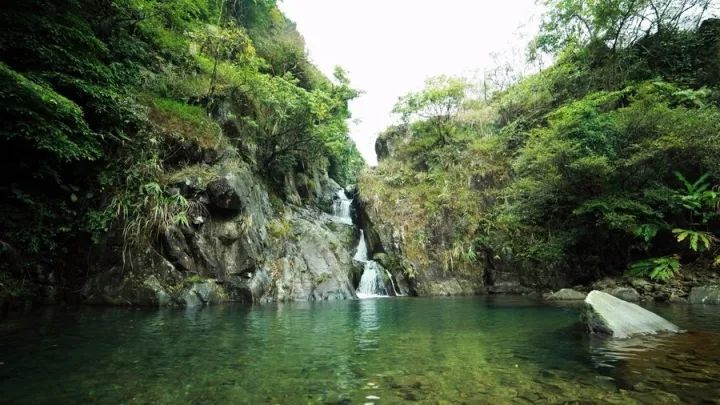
356 129 485 296
354 196 484 297
82 152 361 306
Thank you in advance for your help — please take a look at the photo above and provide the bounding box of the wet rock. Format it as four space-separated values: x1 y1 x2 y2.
583 290 681 338
592 278 617 290
143 276 171 306
653 291 670 302
179 280 226 307
82 249 181 306
490 281 534 295
545 288 587 300
162 226 195 272
669 294 688 304
180 289 203 307
602 287 640 302
630 278 654 292
270 208 357 301
689 285 720 304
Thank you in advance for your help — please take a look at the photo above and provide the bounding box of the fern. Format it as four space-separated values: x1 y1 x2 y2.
672 228 714 252
628 256 680 282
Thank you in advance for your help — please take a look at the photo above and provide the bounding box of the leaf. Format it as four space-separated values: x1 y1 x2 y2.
690 233 698 251
627 256 680 282
673 228 689 242
634 223 659 243
674 171 692 192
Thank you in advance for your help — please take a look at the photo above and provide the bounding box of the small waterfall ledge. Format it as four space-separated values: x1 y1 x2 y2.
353 230 399 299
332 190 353 225
332 189 399 299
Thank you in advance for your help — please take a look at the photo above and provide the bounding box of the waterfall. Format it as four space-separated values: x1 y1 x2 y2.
333 189 353 225
354 230 392 298
357 261 388 298
354 230 368 261
335 192 398 299
385 268 400 296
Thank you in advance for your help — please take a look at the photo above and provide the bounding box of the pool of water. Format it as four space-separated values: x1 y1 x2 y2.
1 296 719 403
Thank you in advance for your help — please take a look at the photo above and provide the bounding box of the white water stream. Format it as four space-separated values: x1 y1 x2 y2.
332 190 353 225
333 189 399 298
354 230 399 298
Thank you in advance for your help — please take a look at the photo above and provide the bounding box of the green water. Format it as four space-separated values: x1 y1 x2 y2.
1 296 719 403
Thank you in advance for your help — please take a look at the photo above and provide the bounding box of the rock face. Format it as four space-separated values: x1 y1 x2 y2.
354 190 484 297
546 288 587 300
583 290 681 338
83 156 359 307
689 285 720 304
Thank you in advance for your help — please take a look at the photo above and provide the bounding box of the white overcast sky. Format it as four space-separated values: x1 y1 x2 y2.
279 0 542 165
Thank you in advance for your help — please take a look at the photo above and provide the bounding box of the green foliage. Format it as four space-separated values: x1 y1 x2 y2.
182 274 209 288
147 96 224 148
672 228 715 251
88 149 201 248
628 255 681 282
268 217 293 240
394 76 469 122
393 76 469 148
0 63 100 162
535 0 715 55
673 172 719 222
363 3 720 287
0 0 363 292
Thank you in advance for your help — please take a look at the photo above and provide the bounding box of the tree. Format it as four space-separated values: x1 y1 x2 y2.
393 76 470 146
535 0 718 54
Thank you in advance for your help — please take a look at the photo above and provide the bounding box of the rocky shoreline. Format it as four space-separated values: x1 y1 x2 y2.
539 270 720 305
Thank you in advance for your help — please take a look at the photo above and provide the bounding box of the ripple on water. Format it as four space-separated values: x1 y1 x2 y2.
0 296 718 403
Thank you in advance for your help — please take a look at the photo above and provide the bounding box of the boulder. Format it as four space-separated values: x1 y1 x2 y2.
689 285 720 304
178 280 226 307
207 175 244 210
630 278 654 292
602 287 641 302
583 290 681 338
162 226 195 272
592 278 617 290
270 208 357 301
206 167 257 212
545 288 587 300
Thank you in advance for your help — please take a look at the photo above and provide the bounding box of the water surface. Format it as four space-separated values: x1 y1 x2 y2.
1 296 719 403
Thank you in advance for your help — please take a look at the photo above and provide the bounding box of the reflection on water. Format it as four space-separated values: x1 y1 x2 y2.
0 296 719 403
355 298 380 351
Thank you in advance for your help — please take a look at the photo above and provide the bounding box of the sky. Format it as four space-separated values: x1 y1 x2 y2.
279 0 542 165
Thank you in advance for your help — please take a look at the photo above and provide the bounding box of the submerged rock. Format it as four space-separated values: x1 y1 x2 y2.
545 288 586 300
688 285 720 304
583 290 680 338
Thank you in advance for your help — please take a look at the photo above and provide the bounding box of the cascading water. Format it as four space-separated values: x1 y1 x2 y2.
353 230 368 262
332 189 353 225
356 261 387 299
334 189 399 299
354 230 397 298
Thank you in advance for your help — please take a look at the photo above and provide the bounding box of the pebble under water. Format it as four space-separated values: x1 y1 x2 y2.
1 296 719 403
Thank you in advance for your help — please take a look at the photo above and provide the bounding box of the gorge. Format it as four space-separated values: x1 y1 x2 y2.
1 0 720 403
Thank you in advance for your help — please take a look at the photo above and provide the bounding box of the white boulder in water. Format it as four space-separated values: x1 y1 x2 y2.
583 290 681 339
